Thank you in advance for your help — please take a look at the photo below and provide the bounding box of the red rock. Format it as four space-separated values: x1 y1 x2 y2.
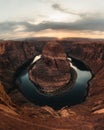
29 42 71 93
0 39 104 130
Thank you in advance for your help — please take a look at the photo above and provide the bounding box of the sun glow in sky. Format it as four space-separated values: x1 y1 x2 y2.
0 0 104 39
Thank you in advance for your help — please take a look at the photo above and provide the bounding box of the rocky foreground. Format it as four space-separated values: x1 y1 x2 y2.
0 39 104 130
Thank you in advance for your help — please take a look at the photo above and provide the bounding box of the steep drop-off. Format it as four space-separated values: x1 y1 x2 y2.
0 39 104 130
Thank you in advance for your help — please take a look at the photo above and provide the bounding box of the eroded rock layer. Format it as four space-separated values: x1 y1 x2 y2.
0 39 104 130
29 42 71 93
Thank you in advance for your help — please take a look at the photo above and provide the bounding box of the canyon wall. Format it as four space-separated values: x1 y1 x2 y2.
0 39 104 130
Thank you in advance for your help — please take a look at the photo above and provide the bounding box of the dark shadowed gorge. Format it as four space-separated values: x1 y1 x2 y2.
0 38 104 130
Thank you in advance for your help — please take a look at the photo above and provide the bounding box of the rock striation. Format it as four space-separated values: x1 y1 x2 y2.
29 42 71 93
0 39 104 130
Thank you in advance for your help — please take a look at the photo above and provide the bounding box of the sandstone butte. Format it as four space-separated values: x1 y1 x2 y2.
29 42 71 93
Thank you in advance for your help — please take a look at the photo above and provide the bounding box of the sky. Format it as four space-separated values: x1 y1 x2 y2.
0 0 104 39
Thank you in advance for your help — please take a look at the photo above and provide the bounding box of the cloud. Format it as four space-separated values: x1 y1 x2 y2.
0 15 104 36
30 16 104 32
52 4 68 12
20 16 104 32
0 21 27 33
52 3 88 18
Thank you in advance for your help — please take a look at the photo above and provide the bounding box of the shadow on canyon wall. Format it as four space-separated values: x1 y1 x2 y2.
0 38 104 130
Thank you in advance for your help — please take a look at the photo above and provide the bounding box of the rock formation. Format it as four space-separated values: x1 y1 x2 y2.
29 42 71 93
0 39 104 130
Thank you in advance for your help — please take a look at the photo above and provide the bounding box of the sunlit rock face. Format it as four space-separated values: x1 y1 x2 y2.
29 42 71 93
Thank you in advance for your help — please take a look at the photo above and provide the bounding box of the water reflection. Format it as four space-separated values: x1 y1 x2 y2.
16 57 92 109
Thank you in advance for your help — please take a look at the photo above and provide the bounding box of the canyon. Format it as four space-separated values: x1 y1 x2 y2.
0 38 104 130
29 42 71 93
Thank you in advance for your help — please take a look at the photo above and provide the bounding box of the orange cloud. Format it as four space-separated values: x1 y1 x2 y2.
1 29 104 40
